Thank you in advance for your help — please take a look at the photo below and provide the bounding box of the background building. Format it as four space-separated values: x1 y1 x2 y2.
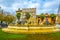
22 8 36 18
16 8 36 22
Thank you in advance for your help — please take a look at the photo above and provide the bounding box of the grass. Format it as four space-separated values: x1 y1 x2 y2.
0 28 28 40
0 28 60 40
26 33 60 40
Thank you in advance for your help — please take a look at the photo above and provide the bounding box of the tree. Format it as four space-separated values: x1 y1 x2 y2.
16 13 21 22
26 12 30 19
40 13 45 22
50 13 56 24
0 13 4 24
4 15 16 24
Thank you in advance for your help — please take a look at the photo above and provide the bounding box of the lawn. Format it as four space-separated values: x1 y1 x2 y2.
0 28 28 40
0 28 60 40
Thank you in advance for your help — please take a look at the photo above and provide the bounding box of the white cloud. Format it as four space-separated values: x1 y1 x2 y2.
0 0 3 2
43 0 58 9
0 4 15 14
36 8 58 14
0 0 59 14
24 2 27 5
25 1 40 8
40 9 51 13
55 8 58 14
37 0 59 14
28 3 39 8
0 4 7 10
11 1 40 9
12 3 21 10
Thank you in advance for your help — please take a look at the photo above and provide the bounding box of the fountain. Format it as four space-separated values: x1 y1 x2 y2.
2 16 59 34
2 4 60 34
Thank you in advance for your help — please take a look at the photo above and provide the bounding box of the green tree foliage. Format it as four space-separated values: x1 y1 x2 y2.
4 15 16 24
26 12 30 19
16 13 21 21
40 13 45 21
0 14 4 21
50 13 56 23
0 13 5 24
50 13 56 18
50 13 56 20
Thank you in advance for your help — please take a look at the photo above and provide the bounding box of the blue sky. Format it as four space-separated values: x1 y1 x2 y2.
0 0 59 14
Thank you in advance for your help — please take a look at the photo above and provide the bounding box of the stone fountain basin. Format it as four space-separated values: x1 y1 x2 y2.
2 26 60 34
56 24 60 28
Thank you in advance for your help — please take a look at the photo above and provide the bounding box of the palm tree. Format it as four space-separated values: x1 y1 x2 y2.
16 13 21 22
50 13 56 24
25 12 31 31
40 13 45 22
25 12 30 20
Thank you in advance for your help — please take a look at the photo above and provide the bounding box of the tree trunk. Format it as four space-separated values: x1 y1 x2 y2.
1 21 3 25
41 19 44 22
0 21 3 27
51 18 54 24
